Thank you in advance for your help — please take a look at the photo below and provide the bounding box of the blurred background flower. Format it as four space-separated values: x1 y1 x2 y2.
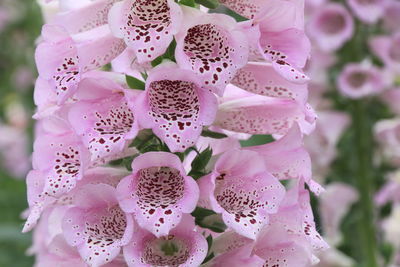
0 0 41 266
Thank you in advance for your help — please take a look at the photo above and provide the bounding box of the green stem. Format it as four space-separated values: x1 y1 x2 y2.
352 100 378 267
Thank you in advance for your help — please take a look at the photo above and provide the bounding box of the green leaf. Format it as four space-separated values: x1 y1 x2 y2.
209 5 248 22
151 56 163 67
150 39 177 67
192 207 226 233
202 252 215 264
179 0 196 7
126 75 145 90
206 235 213 251
195 0 219 9
188 147 212 179
140 72 148 80
191 207 216 218
123 157 134 171
201 129 228 139
166 39 177 60
240 134 275 147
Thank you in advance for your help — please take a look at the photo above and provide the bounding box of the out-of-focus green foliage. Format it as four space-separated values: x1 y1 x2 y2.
0 0 42 266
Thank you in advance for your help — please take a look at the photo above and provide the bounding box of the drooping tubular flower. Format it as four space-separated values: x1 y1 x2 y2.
258 28 311 84
52 0 121 34
214 85 316 136
205 231 264 267
175 6 249 95
247 124 324 195
369 32 400 74
68 74 140 164
199 149 285 239
108 0 183 63
337 62 384 99
123 215 207 267
231 62 308 103
23 115 91 232
252 182 329 266
134 62 217 152
346 0 384 24
35 24 125 104
63 183 134 266
241 0 311 84
307 3 354 52
117 152 199 237
374 119 400 166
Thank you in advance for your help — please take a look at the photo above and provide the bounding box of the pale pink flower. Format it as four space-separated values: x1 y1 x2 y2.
204 231 263 267
199 149 285 239
370 33 400 74
346 0 385 24
305 111 351 180
134 62 217 152
231 62 308 103
35 24 125 104
375 170 400 206
337 62 385 99
319 183 358 245
63 183 134 266
111 48 151 77
304 48 337 86
255 0 305 31
307 3 354 52
253 183 329 266
52 0 119 34
68 75 139 164
23 115 91 233
0 124 31 178
374 119 400 166
175 7 249 95
31 199 127 267
123 215 207 267
108 0 182 63
382 204 400 251
248 124 324 195
381 88 400 115
117 152 199 237
218 0 267 19
214 85 316 136
383 0 400 33
258 28 310 84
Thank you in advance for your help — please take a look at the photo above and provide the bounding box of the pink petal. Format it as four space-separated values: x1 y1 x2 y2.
248 124 311 181
209 150 285 239
54 0 120 34
63 184 134 266
36 24 125 105
231 62 308 103
175 8 249 95
108 0 182 63
123 215 207 267
215 87 316 135
117 152 199 237
135 63 217 152
68 77 138 164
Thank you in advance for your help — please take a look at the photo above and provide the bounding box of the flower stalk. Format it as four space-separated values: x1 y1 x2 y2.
352 99 379 267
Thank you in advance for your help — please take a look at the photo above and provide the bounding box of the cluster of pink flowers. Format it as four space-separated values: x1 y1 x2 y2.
26 0 328 266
